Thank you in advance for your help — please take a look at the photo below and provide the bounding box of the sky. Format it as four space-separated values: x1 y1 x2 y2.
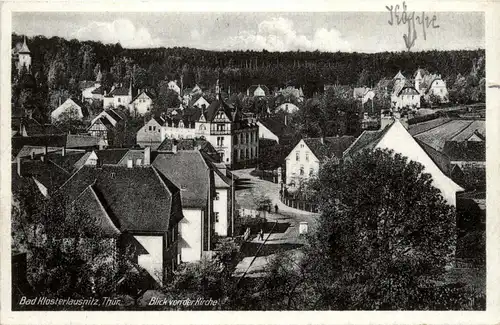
12 12 484 53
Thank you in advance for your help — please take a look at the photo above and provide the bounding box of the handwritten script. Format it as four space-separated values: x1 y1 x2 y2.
386 2 440 51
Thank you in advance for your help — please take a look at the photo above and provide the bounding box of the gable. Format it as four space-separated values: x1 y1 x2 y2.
213 109 230 122
375 120 463 205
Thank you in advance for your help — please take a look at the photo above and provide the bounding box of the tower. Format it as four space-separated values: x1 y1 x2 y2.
215 79 220 100
18 36 31 72
415 69 423 93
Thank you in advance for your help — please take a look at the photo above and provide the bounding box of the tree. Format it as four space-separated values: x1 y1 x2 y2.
152 81 180 115
53 106 86 134
305 148 457 309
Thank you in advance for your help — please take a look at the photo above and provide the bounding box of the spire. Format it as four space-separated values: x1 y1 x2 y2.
216 79 220 100
19 36 30 53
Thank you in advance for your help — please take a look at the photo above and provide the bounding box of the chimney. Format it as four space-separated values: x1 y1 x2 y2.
127 159 133 168
17 156 21 176
30 151 35 160
284 114 288 126
59 97 62 106
62 146 66 157
44 146 48 155
320 137 324 145
104 90 107 96
40 155 45 162
144 146 151 166
172 144 177 154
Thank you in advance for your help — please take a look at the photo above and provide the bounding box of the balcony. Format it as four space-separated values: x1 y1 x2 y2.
210 129 231 135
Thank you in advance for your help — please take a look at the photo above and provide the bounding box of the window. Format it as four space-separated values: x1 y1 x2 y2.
153 126 156 131
199 124 206 131
234 135 238 145
149 126 152 131
300 166 304 176
215 192 220 200
215 212 220 222
300 144 304 148
296 152 299 161
306 153 309 161
118 98 121 103
217 124 224 131
309 168 314 176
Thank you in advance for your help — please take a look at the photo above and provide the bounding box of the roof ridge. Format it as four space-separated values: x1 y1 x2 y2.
450 120 476 141
410 118 451 136
343 130 370 158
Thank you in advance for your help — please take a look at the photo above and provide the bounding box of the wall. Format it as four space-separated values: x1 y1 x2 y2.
214 188 229 236
133 235 164 285
178 208 203 263
130 93 153 115
375 120 463 206
161 125 196 140
285 139 319 186
257 122 279 142
137 119 162 149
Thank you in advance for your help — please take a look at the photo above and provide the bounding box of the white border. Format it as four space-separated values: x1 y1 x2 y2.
1 1 499 324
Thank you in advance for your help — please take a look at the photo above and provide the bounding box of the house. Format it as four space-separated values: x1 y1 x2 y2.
51 98 88 122
415 69 449 103
11 36 31 73
136 116 165 149
285 136 355 186
191 96 210 110
276 102 299 113
129 89 155 116
353 87 376 105
168 80 181 95
160 89 259 168
87 109 124 146
152 150 215 263
257 116 295 144
56 164 184 285
80 70 103 103
247 85 270 97
391 71 421 110
103 82 133 109
343 118 464 206
182 84 203 105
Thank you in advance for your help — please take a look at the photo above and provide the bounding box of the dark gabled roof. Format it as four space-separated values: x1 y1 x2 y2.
91 86 104 95
57 165 182 233
415 139 452 175
12 135 67 159
66 134 101 149
205 99 235 122
152 116 165 126
304 136 356 161
343 126 392 158
152 151 209 208
99 117 113 128
157 138 215 153
43 150 87 173
443 141 485 162
79 80 97 90
258 116 295 138
95 149 130 164
72 185 121 237
18 159 72 193
109 85 131 96
65 97 89 117
106 109 124 122
131 90 155 103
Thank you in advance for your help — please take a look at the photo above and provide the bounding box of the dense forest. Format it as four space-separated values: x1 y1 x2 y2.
13 33 485 95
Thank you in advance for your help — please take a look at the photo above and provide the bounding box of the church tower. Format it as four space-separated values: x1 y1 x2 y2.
18 36 31 72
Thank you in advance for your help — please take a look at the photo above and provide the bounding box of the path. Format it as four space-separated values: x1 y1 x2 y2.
232 168 318 277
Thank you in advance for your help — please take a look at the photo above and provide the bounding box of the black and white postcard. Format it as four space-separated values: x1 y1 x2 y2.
1 1 499 324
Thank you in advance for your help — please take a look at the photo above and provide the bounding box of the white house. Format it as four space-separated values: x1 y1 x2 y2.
391 71 421 110
192 96 210 109
285 136 355 186
344 119 464 206
168 80 181 95
51 98 88 122
257 116 294 144
212 162 232 237
129 90 154 115
103 83 133 109
136 116 165 149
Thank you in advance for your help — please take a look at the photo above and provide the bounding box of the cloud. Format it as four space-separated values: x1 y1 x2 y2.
227 17 351 52
190 29 202 41
73 19 161 48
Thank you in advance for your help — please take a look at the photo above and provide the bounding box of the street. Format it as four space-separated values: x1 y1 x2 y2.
231 168 318 277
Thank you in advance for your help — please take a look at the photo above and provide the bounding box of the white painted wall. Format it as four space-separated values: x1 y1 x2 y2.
133 235 164 285
214 188 228 236
82 83 101 102
257 121 279 142
178 208 203 263
137 119 163 148
285 139 319 186
51 99 84 121
130 92 153 115
375 120 463 206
